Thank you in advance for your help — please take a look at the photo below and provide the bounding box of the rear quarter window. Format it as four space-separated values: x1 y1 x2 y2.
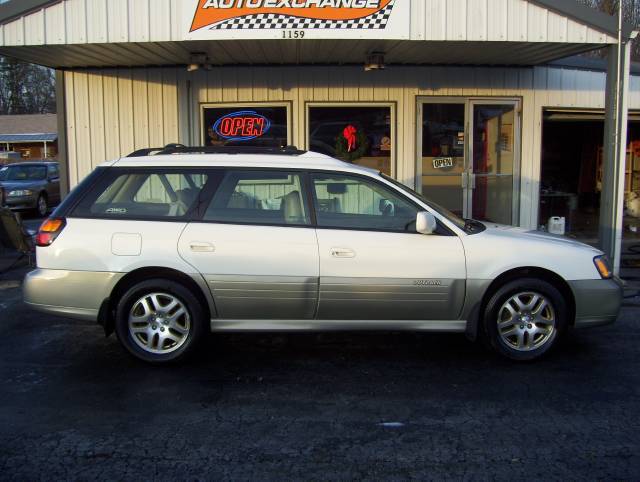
71 169 212 220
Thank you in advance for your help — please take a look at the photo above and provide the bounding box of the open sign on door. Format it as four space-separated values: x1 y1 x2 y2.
433 157 454 169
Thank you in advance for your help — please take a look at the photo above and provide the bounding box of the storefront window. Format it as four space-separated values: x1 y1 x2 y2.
202 105 289 148
308 105 393 175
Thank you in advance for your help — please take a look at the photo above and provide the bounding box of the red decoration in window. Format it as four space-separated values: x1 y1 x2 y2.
343 125 357 152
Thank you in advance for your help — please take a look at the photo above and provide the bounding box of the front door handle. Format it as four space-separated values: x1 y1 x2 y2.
189 242 215 253
330 247 355 258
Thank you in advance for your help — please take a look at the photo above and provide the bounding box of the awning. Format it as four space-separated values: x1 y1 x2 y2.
0 133 58 143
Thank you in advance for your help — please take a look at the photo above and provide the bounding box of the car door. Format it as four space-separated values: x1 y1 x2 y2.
178 169 319 320
310 172 466 321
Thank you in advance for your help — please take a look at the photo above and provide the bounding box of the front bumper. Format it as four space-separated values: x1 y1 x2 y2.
23 268 124 322
3 194 37 210
569 277 624 328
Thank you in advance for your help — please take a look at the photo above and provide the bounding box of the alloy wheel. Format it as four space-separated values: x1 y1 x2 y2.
497 291 556 352
128 292 191 355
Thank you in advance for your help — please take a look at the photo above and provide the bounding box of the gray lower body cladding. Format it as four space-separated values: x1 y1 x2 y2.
25 268 620 332
206 275 466 321
569 277 624 328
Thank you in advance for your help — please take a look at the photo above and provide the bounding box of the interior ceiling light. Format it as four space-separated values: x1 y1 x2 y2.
364 52 385 72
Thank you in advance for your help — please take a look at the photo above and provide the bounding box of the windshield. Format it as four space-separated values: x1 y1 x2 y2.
381 173 484 234
0 165 47 181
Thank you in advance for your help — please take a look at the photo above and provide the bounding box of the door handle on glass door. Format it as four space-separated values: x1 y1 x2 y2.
330 248 355 258
189 242 215 253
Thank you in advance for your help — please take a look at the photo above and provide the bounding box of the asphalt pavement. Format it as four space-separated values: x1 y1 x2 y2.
1 260 640 481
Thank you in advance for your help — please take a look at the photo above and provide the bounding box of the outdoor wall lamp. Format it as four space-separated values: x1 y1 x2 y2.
364 52 385 71
187 52 213 72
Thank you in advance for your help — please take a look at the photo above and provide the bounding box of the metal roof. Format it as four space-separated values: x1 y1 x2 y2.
0 0 634 39
0 0 635 69
0 114 57 135
0 133 57 143
533 0 636 39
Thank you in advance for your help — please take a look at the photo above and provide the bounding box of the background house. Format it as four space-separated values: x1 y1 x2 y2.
0 113 58 162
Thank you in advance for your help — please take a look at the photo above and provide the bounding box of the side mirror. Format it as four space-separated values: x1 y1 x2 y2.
416 211 437 235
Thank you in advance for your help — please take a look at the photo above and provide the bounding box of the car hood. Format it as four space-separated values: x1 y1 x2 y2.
0 180 40 190
480 222 602 253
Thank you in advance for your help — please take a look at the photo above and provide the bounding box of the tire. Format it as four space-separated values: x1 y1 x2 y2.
114 278 207 364
36 193 48 217
483 277 568 361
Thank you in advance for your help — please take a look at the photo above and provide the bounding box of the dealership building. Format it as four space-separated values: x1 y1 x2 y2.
0 0 638 271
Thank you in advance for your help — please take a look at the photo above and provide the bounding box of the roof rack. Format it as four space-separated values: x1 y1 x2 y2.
127 144 307 157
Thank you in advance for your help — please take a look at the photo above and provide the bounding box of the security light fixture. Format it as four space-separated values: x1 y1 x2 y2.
187 52 210 72
364 52 385 72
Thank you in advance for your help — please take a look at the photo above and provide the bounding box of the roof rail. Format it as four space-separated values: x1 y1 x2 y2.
127 144 307 157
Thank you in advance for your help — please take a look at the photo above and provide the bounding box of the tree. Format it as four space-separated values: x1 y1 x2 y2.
0 56 56 115
576 0 640 60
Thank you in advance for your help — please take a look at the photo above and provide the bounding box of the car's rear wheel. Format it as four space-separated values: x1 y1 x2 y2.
483 278 568 361
115 279 206 363
36 193 48 217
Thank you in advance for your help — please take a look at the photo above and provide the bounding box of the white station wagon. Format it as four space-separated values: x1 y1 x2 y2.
24 146 622 363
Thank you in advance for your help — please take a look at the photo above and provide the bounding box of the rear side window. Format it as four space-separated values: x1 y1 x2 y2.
73 170 209 219
203 170 310 226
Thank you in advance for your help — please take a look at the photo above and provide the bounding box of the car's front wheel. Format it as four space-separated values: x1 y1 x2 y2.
36 193 48 217
115 279 207 364
483 278 568 361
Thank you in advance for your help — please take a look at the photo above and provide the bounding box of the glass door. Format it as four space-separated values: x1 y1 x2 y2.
418 101 467 217
469 101 520 225
417 98 520 225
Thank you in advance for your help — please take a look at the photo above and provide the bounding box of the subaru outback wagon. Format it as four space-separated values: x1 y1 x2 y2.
24 146 622 363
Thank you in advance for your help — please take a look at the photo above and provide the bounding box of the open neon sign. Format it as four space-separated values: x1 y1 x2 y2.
213 110 271 141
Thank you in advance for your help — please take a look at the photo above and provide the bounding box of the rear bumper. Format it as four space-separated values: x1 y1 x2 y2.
23 268 124 322
569 277 623 328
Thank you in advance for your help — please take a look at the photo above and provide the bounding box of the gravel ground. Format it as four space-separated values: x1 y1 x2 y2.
0 264 639 480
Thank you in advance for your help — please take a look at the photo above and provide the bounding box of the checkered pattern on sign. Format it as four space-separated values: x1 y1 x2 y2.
211 0 395 30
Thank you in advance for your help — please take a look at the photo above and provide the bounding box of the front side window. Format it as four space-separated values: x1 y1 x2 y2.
204 170 310 226
47 165 59 178
73 170 209 219
311 173 418 232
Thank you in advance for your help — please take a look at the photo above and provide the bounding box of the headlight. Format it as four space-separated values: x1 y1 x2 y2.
593 255 613 279
8 189 33 197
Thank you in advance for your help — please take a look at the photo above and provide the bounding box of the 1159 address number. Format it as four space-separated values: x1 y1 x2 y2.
282 30 305 39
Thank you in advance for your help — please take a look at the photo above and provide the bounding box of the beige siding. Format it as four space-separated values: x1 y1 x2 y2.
63 65 638 229
63 68 183 183
1 0 618 47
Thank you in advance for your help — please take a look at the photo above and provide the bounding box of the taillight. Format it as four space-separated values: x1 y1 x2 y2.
36 218 66 247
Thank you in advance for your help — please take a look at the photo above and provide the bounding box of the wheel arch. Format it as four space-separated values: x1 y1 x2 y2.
466 266 576 341
99 266 214 337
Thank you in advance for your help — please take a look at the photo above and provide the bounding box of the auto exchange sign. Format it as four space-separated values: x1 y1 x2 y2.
183 0 409 39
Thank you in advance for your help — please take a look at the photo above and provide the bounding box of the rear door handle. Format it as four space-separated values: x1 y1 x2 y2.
189 242 215 253
330 248 355 258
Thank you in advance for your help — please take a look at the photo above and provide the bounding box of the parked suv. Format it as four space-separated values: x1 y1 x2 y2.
23 146 622 363
0 161 61 216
